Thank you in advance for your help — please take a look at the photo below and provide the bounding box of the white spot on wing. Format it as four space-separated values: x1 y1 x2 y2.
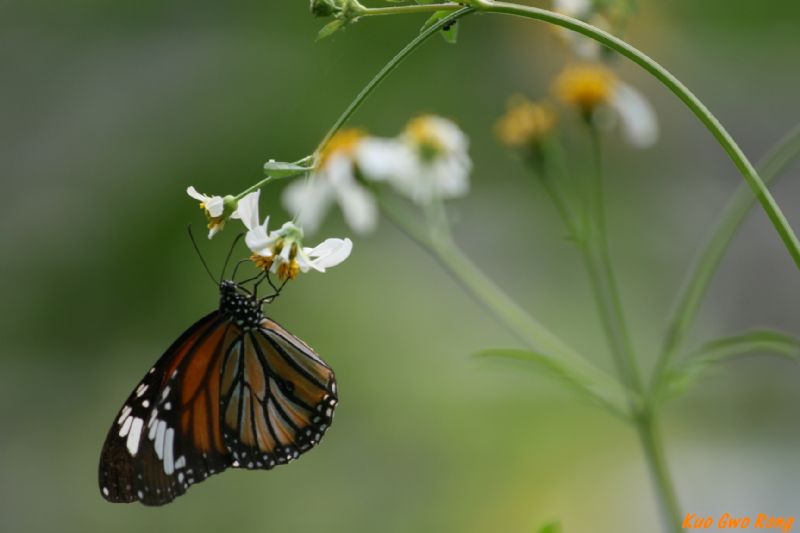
118 416 133 437
163 428 175 474
126 417 144 456
117 405 132 425
155 421 166 459
174 456 186 470
135 383 148 397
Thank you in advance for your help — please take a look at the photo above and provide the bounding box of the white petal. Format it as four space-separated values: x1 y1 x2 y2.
335 182 378 234
233 190 261 231
307 238 353 270
204 196 225 217
186 186 207 202
282 177 334 235
423 116 468 153
245 221 272 254
355 139 413 182
611 82 659 149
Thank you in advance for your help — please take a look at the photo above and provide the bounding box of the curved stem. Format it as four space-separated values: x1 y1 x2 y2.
474 0 800 273
654 123 800 388
314 7 475 157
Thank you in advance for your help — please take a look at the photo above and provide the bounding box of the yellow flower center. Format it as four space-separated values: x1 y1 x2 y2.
317 129 365 169
277 260 300 281
250 253 274 271
495 96 557 147
406 115 446 161
554 64 617 112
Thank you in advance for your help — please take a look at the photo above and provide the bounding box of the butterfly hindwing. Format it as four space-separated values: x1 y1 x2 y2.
220 318 338 469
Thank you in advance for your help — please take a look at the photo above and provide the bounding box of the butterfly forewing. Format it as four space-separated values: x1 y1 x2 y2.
99 283 339 506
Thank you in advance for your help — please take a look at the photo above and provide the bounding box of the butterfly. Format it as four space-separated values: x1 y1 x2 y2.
98 276 338 506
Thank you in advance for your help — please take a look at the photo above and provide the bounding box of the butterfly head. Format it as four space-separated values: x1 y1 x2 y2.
219 280 263 328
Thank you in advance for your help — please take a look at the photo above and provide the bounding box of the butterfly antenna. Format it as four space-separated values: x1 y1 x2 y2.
221 232 244 283
187 225 218 286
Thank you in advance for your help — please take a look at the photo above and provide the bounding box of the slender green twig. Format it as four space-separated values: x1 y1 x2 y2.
358 3 460 17
583 124 644 395
654 124 800 387
579 124 680 531
636 411 683 533
314 7 475 158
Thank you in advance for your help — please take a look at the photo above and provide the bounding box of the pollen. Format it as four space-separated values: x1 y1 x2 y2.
318 129 366 169
495 96 557 148
406 115 445 161
277 260 300 281
250 253 274 271
554 64 617 112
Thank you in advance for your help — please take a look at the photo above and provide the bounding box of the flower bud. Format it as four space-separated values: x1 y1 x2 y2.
310 0 340 18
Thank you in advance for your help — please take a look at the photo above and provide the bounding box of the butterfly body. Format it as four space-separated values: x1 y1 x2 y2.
99 280 338 506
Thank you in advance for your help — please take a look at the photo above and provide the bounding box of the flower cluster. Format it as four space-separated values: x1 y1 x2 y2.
186 188 352 281
186 114 471 280
283 114 471 235
496 0 658 151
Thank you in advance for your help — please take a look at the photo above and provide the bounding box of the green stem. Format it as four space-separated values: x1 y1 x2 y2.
581 124 679 531
358 3 460 17
314 7 475 157
583 123 644 394
377 193 633 417
473 0 800 274
636 411 683 533
653 123 800 389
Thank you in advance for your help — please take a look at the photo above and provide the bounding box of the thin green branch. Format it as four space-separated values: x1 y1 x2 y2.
583 124 644 395
654 124 800 385
636 411 683 532
358 3 460 17
314 7 475 158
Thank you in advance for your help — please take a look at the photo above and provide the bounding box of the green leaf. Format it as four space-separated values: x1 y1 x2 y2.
537 523 562 533
662 330 800 398
421 10 459 44
263 159 312 178
317 18 345 41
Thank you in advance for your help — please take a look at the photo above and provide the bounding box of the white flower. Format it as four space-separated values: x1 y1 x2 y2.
357 115 472 205
608 82 659 149
236 190 352 280
552 0 610 60
282 129 377 235
554 63 659 148
187 186 230 238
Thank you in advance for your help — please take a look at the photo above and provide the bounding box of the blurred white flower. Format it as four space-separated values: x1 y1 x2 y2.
357 115 472 205
282 129 377 235
187 186 231 238
552 0 612 60
554 63 658 148
236 190 352 280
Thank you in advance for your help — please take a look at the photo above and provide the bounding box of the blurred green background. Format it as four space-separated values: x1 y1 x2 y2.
2 1 799 531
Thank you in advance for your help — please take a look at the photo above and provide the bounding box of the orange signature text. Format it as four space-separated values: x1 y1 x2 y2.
683 513 795 532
